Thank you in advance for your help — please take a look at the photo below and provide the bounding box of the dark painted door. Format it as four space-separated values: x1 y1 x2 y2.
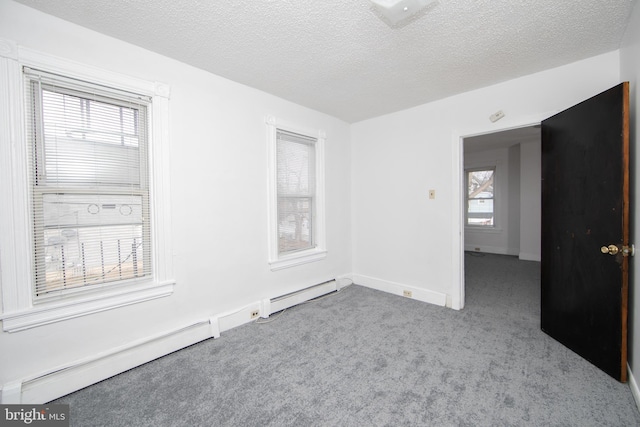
541 82 630 382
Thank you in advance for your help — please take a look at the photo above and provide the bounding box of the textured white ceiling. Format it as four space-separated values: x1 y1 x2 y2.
13 0 636 123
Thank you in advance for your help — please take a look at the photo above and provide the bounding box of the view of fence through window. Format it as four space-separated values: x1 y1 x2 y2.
466 169 495 226
42 195 145 292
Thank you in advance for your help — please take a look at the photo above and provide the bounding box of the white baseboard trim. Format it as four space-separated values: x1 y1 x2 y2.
629 364 640 413
519 252 541 262
464 245 519 256
353 274 447 307
2 276 352 404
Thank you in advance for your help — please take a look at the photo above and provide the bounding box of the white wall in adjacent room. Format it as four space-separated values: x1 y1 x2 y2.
463 146 518 256
461 139 538 261
519 140 541 262
507 144 522 256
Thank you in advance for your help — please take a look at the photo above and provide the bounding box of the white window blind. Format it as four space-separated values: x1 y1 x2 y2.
276 129 316 254
24 68 152 300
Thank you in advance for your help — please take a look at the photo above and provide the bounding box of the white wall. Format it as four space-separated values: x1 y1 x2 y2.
519 140 541 261
620 0 640 401
352 50 621 308
463 147 519 256
462 138 540 261
0 0 351 402
508 144 522 255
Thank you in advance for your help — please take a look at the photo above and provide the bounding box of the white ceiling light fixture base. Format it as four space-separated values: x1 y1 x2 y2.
371 0 438 26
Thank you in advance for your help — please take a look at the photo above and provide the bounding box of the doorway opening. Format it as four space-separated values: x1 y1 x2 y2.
460 126 541 309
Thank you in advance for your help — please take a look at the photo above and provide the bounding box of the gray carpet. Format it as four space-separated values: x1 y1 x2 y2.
52 253 640 426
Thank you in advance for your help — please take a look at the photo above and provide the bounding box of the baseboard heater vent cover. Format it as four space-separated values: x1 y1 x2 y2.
269 280 337 314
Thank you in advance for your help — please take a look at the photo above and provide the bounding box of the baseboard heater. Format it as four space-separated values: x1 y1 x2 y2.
7 279 347 403
266 279 338 315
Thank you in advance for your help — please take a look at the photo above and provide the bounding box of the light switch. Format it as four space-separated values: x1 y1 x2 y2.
429 189 436 199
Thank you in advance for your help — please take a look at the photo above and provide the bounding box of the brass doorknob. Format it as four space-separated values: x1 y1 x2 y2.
601 245 619 255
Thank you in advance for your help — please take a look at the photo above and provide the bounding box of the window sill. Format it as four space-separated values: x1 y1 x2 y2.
1 280 175 333
269 248 327 271
465 226 503 234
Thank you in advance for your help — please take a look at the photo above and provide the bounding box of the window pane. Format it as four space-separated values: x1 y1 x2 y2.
467 169 495 226
277 138 315 196
276 130 316 254
36 193 147 294
41 89 145 186
278 197 312 252
468 170 494 198
42 224 145 293
467 198 494 226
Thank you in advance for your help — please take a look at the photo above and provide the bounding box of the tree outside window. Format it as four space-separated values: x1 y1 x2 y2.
466 168 495 227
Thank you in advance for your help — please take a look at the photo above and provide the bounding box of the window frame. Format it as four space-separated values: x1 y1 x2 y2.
26 69 154 301
465 167 496 229
266 116 326 271
0 39 175 332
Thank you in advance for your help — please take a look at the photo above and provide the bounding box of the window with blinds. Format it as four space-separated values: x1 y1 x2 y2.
24 68 152 300
276 130 317 254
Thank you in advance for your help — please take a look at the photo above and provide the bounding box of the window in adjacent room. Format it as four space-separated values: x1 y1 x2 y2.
465 168 495 227
24 68 153 301
266 117 326 270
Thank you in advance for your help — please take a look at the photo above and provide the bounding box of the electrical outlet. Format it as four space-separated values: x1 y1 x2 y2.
403 290 412 298
250 310 259 319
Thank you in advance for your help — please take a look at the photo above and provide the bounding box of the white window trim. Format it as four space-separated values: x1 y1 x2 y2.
0 39 175 332
266 115 326 271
